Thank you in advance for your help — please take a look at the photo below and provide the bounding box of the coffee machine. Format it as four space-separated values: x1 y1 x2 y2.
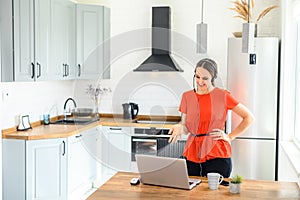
122 102 139 119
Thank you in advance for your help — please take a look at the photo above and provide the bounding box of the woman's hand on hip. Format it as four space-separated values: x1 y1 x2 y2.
210 128 231 142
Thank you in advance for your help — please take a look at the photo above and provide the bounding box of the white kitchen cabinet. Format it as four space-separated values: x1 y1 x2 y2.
3 126 99 200
67 126 99 199
0 0 34 81
101 126 131 183
13 0 52 81
33 0 52 81
50 0 76 80
0 0 76 81
12 0 35 81
76 4 110 79
3 138 67 200
26 138 67 200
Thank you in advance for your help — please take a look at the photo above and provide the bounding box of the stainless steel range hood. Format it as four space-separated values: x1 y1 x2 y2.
134 7 183 72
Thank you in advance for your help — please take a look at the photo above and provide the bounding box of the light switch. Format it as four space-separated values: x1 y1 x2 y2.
2 90 9 101
249 54 256 65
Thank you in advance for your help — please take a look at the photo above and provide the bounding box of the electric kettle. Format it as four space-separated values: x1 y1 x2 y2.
122 102 139 119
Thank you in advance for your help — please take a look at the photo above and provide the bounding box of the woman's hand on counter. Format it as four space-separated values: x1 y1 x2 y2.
168 124 183 143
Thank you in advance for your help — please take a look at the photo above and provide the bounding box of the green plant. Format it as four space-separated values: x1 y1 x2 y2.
230 174 243 184
229 0 278 23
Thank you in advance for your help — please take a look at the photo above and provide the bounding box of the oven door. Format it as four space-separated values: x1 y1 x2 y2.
131 137 157 161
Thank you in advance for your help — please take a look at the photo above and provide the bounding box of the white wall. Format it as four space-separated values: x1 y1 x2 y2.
0 0 281 126
76 0 281 116
0 81 75 129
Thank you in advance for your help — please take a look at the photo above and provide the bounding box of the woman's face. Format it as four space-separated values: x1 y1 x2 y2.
194 67 213 93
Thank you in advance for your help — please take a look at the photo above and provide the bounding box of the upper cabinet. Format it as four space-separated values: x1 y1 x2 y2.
33 0 55 81
76 4 111 80
11 0 35 81
0 0 34 81
0 0 75 81
50 0 76 80
1 0 48 81
0 0 110 82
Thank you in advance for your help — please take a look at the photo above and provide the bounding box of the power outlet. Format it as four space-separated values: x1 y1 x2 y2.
249 54 256 65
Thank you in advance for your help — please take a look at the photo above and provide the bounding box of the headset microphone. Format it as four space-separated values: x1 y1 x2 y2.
193 75 196 92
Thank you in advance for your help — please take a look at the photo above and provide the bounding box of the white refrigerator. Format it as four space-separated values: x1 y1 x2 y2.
227 37 279 180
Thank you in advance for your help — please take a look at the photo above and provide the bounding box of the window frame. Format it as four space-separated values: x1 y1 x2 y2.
294 3 300 147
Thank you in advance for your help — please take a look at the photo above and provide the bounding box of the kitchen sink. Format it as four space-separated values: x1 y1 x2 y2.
51 117 99 125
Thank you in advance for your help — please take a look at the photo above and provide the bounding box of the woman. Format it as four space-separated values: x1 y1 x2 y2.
168 58 254 177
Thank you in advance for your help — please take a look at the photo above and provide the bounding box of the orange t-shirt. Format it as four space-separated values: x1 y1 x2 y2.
179 88 239 163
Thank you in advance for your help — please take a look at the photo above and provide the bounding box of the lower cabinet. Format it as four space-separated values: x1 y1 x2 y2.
3 138 67 200
26 138 68 200
67 127 99 199
2 126 100 200
100 126 131 184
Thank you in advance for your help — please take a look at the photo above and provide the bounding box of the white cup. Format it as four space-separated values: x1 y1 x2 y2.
207 172 224 190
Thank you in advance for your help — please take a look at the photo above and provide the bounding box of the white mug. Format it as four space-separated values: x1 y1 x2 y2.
207 172 224 190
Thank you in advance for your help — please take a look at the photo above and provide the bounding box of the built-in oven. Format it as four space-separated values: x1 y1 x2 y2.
131 127 186 161
131 137 158 161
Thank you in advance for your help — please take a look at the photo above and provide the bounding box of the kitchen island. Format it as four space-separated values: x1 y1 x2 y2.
87 172 300 200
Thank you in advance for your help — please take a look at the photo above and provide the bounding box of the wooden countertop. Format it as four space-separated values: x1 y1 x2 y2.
87 172 300 200
2 114 180 140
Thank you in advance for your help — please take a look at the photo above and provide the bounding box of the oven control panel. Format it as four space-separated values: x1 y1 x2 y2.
134 127 170 136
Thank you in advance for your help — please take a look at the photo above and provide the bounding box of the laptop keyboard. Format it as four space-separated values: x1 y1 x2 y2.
188 178 201 185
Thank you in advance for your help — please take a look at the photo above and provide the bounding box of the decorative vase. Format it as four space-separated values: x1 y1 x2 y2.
229 182 241 194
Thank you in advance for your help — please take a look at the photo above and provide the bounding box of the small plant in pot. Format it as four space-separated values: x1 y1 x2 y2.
229 174 243 194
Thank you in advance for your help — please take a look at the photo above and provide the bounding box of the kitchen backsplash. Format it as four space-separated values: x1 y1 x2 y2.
73 70 193 117
0 80 75 129
0 75 188 129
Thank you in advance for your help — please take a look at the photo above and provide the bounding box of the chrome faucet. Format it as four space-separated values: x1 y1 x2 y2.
63 98 77 120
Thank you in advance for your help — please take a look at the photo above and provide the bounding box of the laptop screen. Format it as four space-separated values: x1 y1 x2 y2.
135 155 201 189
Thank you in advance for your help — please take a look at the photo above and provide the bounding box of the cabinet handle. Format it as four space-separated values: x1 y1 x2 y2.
62 64 65 77
75 134 82 138
36 62 41 78
132 138 157 143
66 64 69 76
109 127 122 130
31 62 35 79
78 64 81 77
62 141 66 156
63 64 66 77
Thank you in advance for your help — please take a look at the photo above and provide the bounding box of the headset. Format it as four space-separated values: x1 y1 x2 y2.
193 75 196 93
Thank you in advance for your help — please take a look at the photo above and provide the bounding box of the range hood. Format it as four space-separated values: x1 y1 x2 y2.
134 7 183 72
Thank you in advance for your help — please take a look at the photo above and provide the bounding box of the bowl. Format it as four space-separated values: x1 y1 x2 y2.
72 108 94 117
232 32 242 37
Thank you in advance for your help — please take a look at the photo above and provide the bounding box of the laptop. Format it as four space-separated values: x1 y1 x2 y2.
135 155 201 190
